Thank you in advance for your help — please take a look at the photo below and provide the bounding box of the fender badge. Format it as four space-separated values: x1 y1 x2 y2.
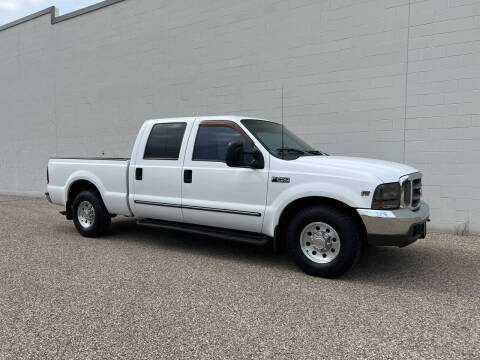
272 177 290 183
361 191 370 196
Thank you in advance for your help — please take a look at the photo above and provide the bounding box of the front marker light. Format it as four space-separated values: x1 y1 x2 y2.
372 182 400 209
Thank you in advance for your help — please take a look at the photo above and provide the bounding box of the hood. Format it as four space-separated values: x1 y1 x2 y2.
293 156 419 183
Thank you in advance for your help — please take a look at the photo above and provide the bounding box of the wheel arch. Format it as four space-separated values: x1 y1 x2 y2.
65 179 105 219
273 196 367 251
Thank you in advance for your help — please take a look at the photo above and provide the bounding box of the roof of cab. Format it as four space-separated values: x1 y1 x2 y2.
144 115 267 126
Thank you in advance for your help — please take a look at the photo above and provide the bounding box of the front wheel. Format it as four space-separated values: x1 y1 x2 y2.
72 190 111 237
286 205 361 278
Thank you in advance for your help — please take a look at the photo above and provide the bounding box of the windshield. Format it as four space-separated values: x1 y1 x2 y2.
241 119 324 159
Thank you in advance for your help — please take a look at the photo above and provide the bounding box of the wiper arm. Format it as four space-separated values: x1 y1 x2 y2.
306 150 324 155
275 148 306 154
276 148 325 156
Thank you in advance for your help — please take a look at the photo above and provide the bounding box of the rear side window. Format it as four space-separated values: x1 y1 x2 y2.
144 123 187 159
193 125 253 162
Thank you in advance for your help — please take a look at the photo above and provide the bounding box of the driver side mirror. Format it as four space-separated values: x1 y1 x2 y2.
226 141 264 169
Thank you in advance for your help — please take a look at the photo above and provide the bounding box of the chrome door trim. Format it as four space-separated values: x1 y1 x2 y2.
133 200 261 217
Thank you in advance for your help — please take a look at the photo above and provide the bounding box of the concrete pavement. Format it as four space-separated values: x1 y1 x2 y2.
0 195 479 359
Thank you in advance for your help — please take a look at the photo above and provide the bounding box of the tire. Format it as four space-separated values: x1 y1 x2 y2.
72 190 111 237
286 205 361 278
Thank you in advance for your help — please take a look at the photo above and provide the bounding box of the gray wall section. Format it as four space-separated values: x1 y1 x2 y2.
0 0 479 234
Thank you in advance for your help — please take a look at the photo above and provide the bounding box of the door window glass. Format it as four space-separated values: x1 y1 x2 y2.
144 123 187 160
193 125 253 162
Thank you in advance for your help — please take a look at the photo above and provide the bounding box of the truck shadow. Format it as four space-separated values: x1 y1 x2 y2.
107 219 479 297
339 242 479 297
107 218 288 270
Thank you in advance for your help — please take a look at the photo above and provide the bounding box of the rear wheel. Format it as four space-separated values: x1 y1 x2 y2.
286 205 361 278
72 190 111 237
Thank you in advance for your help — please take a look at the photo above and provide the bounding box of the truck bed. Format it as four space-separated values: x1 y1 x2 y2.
50 157 130 161
47 157 132 216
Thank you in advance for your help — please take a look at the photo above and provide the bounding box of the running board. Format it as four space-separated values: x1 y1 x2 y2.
137 218 271 246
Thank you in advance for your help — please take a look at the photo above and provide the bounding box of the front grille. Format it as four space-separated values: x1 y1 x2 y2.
402 173 422 209
412 178 422 208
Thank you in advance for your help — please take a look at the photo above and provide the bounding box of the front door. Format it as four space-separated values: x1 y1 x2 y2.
181 120 269 233
132 120 192 222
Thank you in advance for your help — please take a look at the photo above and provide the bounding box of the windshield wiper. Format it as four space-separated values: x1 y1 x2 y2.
275 148 307 154
276 148 325 156
306 150 323 155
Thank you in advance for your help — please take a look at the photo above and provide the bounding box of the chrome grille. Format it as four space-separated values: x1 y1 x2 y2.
401 173 422 209
412 178 422 208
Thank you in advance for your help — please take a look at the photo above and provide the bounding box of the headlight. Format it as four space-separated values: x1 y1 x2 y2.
372 182 400 209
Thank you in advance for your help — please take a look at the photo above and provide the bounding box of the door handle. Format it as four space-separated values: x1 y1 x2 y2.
135 167 143 180
184 169 192 183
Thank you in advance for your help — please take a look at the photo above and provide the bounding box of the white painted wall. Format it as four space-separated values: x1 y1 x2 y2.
0 0 479 233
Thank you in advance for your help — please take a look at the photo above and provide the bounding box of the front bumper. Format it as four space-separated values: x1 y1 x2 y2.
357 202 430 247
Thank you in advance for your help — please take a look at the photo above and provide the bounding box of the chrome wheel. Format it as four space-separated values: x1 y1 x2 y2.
300 222 341 264
77 200 95 229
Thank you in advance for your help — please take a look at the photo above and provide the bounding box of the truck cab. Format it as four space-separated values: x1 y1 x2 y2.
46 116 430 278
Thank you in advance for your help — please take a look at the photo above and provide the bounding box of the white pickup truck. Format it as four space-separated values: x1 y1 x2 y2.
46 116 430 278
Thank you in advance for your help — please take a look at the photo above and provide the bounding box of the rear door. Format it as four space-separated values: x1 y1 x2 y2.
181 119 269 233
132 120 193 221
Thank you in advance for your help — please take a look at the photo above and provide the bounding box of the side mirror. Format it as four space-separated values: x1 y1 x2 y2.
226 141 244 167
226 141 264 169
251 148 264 169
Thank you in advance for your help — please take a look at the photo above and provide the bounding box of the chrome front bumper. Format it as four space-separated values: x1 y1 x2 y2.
357 202 430 247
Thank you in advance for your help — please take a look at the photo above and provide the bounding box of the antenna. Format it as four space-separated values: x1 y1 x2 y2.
281 86 284 160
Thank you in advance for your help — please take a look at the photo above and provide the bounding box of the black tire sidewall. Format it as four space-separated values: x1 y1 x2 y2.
72 190 111 237
286 205 361 278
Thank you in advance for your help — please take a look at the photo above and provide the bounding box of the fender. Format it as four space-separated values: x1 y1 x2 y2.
262 181 368 237
65 171 108 207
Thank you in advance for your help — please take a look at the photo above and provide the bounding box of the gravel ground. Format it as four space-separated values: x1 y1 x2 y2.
0 195 479 359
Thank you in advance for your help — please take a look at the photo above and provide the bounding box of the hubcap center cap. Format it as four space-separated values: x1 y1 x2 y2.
313 231 332 251
313 233 326 249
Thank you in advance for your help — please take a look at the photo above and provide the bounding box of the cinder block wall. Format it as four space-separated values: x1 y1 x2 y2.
0 0 479 234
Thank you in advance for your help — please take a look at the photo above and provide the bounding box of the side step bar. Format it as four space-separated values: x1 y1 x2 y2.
137 218 271 246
